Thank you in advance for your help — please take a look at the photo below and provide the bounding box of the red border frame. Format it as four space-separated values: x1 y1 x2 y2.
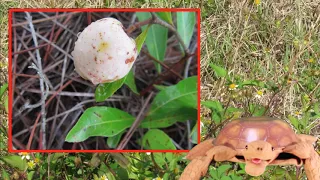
8 8 201 153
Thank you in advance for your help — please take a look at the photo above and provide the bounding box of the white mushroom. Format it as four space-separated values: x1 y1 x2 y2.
71 17 137 85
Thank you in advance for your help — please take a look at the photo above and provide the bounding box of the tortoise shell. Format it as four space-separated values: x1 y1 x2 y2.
214 117 298 149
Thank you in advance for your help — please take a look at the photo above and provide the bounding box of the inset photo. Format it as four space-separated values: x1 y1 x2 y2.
9 9 200 151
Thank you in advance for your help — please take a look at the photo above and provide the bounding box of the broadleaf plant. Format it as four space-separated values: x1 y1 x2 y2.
66 76 198 149
65 107 135 142
136 12 168 73
140 76 197 128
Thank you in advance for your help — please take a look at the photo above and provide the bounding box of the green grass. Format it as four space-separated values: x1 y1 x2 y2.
201 0 320 179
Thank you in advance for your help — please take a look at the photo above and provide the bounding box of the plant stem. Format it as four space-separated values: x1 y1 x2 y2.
126 17 153 34
25 12 48 149
116 92 154 150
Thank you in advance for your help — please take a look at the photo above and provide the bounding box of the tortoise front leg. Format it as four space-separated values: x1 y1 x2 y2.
186 138 215 160
180 146 237 180
284 142 320 180
305 149 320 180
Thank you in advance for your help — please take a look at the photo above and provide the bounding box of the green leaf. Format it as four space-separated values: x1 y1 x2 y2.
230 174 243 180
136 12 168 73
190 122 198 144
165 152 174 162
65 107 135 142
114 167 129 180
140 76 197 128
169 158 177 171
95 76 126 102
27 171 35 180
0 155 27 171
142 129 176 150
106 172 116 180
201 100 223 112
313 102 320 114
156 12 173 25
51 153 67 161
153 153 166 167
288 115 299 130
239 80 266 88
210 63 227 78
217 164 232 177
135 25 150 54
107 131 124 148
153 84 167 91
110 154 130 168
249 104 266 116
212 112 223 124
177 12 196 48
2 169 10 180
209 167 219 179
275 166 286 176
163 173 170 180
0 83 8 99
90 154 101 168
221 176 232 180
124 69 138 94
202 100 224 124
4 95 8 113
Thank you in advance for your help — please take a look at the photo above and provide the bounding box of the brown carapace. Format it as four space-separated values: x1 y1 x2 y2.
215 117 298 149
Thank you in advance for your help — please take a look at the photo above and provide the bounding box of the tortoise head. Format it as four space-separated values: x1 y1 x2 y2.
241 140 283 176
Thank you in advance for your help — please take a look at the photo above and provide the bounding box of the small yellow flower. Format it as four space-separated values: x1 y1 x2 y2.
34 158 40 163
308 58 314 63
100 175 108 180
255 90 264 98
228 83 238 90
303 40 308 45
294 111 301 115
27 160 36 169
19 152 30 160
293 111 302 119
254 0 261 5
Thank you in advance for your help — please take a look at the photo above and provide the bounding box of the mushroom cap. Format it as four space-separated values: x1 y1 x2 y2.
71 17 137 85
214 117 298 149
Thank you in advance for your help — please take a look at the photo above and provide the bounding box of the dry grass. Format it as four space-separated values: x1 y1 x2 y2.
201 0 320 119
